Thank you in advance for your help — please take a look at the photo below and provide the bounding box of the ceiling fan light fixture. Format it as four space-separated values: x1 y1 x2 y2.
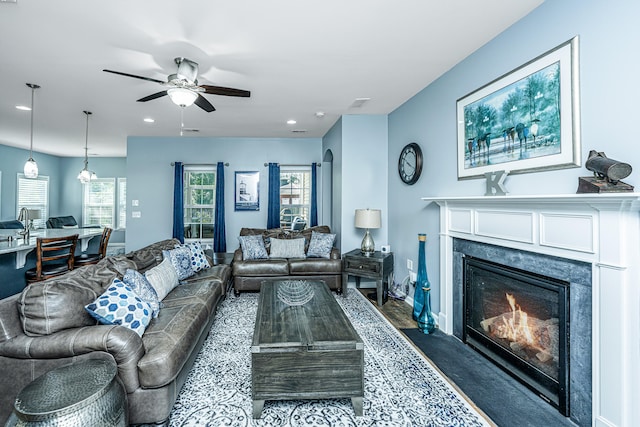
23 83 40 179
168 88 198 107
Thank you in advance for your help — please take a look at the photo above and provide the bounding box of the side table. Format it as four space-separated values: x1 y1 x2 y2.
342 249 394 306
8 358 127 426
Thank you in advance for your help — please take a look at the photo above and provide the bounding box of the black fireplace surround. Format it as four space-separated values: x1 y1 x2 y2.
452 239 592 427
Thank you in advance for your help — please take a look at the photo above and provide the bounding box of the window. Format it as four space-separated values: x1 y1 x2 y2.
118 178 126 229
83 178 115 227
82 178 126 228
17 174 49 229
183 168 215 246
279 167 311 228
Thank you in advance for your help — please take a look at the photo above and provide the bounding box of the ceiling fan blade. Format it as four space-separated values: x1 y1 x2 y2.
194 94 216 112
200 85 251 98
103 69 166 84
137 91 168 102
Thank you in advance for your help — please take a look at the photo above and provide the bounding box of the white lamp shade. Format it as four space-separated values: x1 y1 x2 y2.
355 209 381 229
77 169 92 184
168 88 198 107
24 158 38 178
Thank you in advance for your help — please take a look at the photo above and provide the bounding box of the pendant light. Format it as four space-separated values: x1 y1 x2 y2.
77 111 96 184
23 83 40 179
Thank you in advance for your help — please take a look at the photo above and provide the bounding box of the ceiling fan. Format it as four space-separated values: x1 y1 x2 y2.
103 57 250 112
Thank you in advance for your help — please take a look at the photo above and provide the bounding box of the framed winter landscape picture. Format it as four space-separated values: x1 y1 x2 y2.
456 36 581 179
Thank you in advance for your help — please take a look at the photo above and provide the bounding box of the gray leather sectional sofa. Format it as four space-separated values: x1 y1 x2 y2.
0 238 230 426
232 225 342 294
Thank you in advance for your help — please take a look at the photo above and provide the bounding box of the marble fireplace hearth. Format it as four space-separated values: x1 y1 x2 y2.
423 194 640 427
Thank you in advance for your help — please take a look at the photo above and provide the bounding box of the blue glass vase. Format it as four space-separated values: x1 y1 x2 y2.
412 234 427 321
417 286 436 334
413 233 436 334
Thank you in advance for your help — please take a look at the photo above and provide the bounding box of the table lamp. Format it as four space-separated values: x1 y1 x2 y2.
355 208 381 256
27 209 41 229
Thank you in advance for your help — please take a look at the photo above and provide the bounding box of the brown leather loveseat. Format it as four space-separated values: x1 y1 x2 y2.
232 225 342 295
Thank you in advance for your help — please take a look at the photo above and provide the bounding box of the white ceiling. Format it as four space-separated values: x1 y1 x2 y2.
0 0 543 158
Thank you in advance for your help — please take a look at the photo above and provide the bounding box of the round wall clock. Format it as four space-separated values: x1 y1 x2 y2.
398 142 423 185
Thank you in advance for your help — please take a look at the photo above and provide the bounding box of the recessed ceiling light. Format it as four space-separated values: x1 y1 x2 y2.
15 105 31 111
315 111 325 118
143 117 155 123
287 119 297 125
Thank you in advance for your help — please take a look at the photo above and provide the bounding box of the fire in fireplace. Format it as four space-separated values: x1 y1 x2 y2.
463 256 570 416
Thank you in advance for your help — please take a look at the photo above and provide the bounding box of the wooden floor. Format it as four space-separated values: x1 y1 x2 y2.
356 288 416 330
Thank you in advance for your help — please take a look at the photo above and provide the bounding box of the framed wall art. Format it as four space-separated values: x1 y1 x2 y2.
234 171 260 211
457 36 581 179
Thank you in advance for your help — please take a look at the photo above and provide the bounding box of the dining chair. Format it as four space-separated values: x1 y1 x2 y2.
74 227 113 267
25 234 79 284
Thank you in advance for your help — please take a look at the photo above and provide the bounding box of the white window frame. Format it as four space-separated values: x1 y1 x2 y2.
82 178 116 228
279 166 311 228
16 173 49 229
117 178 127 230
183 167 216 248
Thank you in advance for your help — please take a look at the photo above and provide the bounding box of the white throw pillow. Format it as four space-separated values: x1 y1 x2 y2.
144 257 179 301
269 238 306 259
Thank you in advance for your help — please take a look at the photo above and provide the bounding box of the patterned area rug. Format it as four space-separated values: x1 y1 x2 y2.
169 290 492 427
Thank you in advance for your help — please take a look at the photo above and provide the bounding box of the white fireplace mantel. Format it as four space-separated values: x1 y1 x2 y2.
423 193 640 427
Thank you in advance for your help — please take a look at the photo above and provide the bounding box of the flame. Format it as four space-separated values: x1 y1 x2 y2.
501 293 536 346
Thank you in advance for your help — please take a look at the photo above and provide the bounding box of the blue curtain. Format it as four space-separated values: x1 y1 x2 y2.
172 162 184 243
267 162 281 229
213 162 226 253
310 162 318 227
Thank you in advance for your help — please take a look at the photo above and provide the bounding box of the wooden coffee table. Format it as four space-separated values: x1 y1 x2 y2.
251 280 364 418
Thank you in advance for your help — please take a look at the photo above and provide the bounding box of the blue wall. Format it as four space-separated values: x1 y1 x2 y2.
126 136 324 251
0 145 62 221
0 144 126 297
386 0 640 312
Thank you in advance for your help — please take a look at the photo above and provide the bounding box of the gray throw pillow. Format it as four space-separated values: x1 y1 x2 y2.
238 235 269 260
269 238 306 259
145 258 179 301
306 231 336 258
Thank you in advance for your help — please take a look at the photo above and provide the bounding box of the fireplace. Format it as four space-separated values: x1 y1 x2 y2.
463 256 570 415
423 193 640 427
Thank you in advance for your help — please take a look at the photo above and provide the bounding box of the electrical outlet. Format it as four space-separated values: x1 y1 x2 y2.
132 199 139 207
132 211 141 218
409 271 417 283
407 259 413 270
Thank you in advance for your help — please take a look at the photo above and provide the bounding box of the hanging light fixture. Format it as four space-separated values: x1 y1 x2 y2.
77 110 97 184
23 83 40 179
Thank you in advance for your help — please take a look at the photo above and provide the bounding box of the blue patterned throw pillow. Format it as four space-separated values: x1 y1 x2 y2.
122 269 161 318
306 231 336 258
183 242 211 273
163 246 194 280
85 279 152 337
238 235 269 260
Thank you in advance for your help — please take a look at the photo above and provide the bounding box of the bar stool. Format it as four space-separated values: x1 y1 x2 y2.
25 234 78 284
75 227 112 267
